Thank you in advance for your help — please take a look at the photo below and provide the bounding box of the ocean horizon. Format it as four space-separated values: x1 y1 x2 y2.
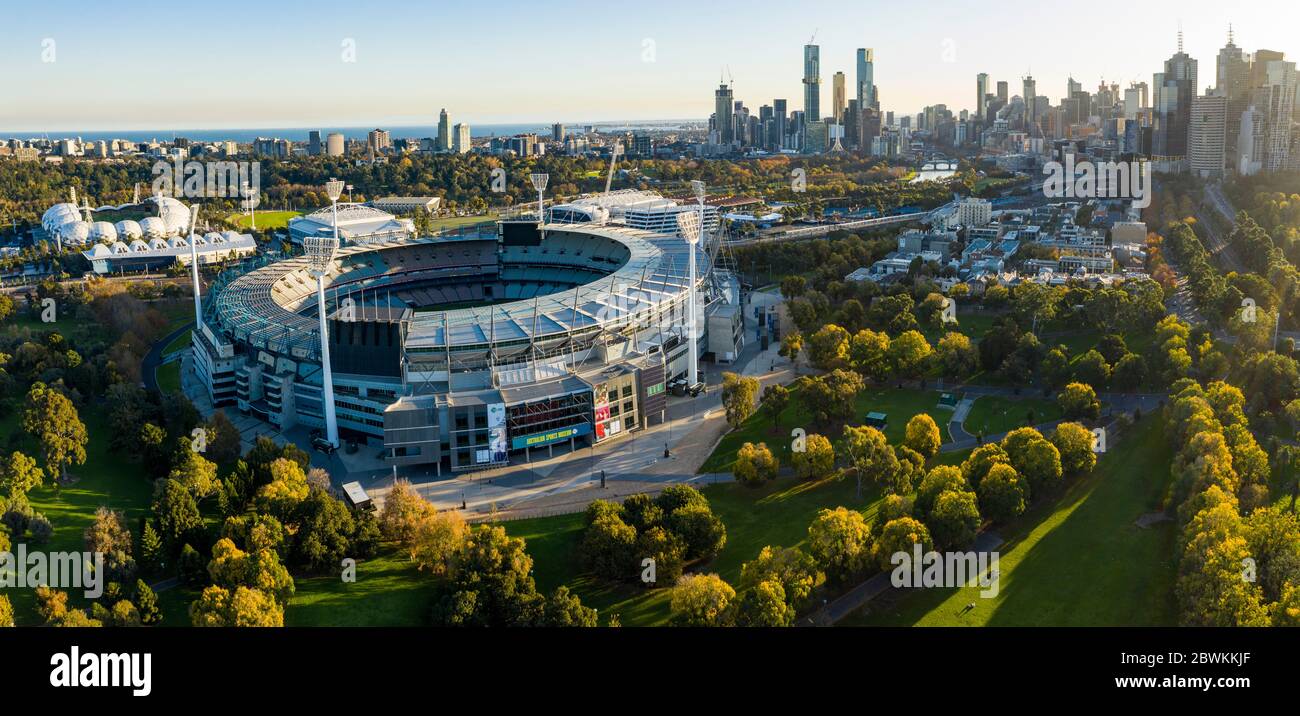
1 121 703 144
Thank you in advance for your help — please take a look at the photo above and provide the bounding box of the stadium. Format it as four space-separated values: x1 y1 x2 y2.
196 192 743 472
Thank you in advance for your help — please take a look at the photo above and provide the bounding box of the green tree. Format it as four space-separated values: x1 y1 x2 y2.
1057 382 1101 420
22 382 88 482
903 413 942 458
734 441 779 486
927 489 981 550
936 332 978 378
721 372 760 429
735 579 794 627
0 451 44 499
1073 350 1111 390
888 330 932 378
806 506 873 585
875 516 933 570
761 383 790 430
915 465 968 519
977 463 1027 523
807 324 851 369
670 573 736 627
540 586 598 627
152 479 202 550
849 329 891 381
791 433 835 481
842 424 901 498
1051 422 1098 475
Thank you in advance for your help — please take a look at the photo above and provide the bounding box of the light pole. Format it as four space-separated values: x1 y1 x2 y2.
529 172 548 222
241 181 256 231
681 183 705 389
186 204 203 329
305 178 344 448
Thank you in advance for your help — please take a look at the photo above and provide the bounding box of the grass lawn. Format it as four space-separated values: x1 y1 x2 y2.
505 470 890 626
431 214 498 232
961 394 1063 437
3 405 160 625
846 415 1178 626
226 210 300 230
162 328 192 356
286 548 438 626
156 361 181 393
700 383 948 474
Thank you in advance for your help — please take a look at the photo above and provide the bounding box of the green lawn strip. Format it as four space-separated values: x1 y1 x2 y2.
155 362 181 393
162 329 192 356
225 211 300 230
846 416 1177 626
430 214 499 231
961 395 1063 437
286 548 438 626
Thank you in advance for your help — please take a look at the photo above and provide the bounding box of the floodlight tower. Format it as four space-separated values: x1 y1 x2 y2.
305 178 345 448
241 180 256 231
677 204 702 388
186 205 203 329
530 172 549 222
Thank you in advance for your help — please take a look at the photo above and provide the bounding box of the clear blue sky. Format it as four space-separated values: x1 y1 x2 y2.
1 0 1296 132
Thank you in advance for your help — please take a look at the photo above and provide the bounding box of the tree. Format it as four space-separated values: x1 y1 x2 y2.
0 595 12 627
1073 350 1111 390
169 439 220 500
849 329 891 381
139 521 164 573
0 451 43 499
739 545 820 609
1039 347 1072 389
915 465 968 519
434 525 550 627
1051 422 1097 475
780 275 807 300
255 458 310 520
580 512 638 580
670 573 735 627
903 414 942 458
1112 353 1147 391
734 442 779 486
842 424 902 498
807 324 851 369
888 330 932 378
205 410 243 466
667 504 727 561
379 479 436 545
806 507 873 585
636 526 686 587
791 433 835 481
190 585 284 627
936 332 978 378
152 479 201 550
721 372 760 429
540 586 598 627
22 382 87 482
761 383 790 430
875 517 933 570
84 507 136 583
928 490 981 549
1057 382 1101 420
134 580 162 625
291 487 361 573
207 538 295 603
735 579 794 627
778 332 803 364
977 463 1027 523
962 443 1010 486
408 508 470 575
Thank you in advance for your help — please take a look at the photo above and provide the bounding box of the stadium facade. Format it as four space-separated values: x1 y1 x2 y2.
197 194 741 472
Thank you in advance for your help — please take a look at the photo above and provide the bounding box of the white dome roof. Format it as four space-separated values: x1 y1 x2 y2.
115 220 143 240
156 197 191 234
140 217 168 239
204 232 224 243
129 239 150 252
42 203 82 232
149 238 170 250
111 241 130 254
88 243 112 258
60 221 91 244
89 221 118 243
222 231 242 242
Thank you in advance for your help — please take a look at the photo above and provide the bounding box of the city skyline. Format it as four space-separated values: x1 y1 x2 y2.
3 0 1299 132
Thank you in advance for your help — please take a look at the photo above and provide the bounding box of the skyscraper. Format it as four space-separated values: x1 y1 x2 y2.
552 123 565 142
1153 34 1198 159
1216 26 1251 165
1259 59 1297 172
714 82 735 144
803 44 821 123
996 81 1009 105
453 123 471 154
773 99 788 151
1022 75 1038 124
437 109 451 152
976 73 988 120
856 48 875 109
1188 92 1227 177
308 130 322 156
832 72 846 123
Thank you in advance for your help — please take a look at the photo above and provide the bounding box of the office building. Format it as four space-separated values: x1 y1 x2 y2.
1188 92 1227 177
803 44 821 123
437 109 452 152
832 72 846 123
857 48 875 109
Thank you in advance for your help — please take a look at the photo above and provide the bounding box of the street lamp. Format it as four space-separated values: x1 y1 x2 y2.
678 196 702 389
306 178 345 448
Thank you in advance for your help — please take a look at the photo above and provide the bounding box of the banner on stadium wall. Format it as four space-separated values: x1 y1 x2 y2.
510 422 591 450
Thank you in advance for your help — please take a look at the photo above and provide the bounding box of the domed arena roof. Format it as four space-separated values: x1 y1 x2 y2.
42 203 82 233
61 221 91 245
116 220 143 240
156 197 191 235
140 217 168 239
89 221 118 243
